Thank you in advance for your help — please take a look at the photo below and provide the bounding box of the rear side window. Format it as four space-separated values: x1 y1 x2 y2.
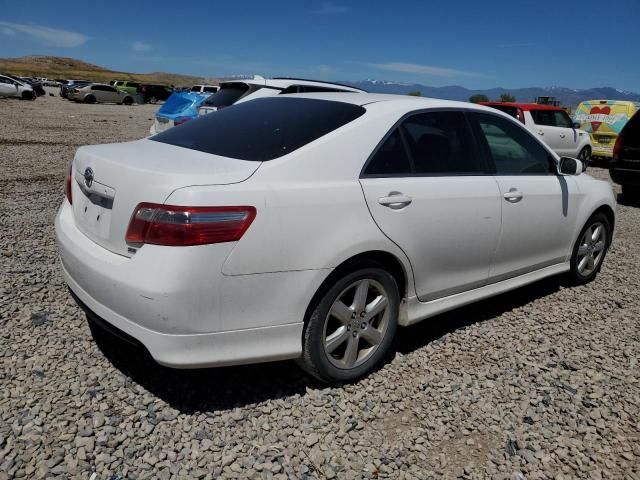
402 111 481 174
473 112 552 175
203 83 252 107
365 129 412 176
152 97 365 161
202 86 218 93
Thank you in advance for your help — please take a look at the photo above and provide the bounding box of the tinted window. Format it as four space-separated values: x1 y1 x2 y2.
127 82 139 88
0 77 11 84
473 112 552 175
364 129 412 176
202 86 218 93
401 111 481 174
203 83 252 107
530 109 555 126
90 85 101 91
553 110 572 128
152 97 365 161
190 86 201 92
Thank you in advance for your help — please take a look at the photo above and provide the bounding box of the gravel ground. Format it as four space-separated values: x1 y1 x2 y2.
1 94 640 480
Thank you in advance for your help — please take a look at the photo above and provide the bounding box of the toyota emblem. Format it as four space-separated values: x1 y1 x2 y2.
84 167 94 188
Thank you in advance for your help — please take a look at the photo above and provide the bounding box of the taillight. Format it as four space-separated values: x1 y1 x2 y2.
174 116 192 126
613 132 624 160
125 203 256 247
65 163 73 204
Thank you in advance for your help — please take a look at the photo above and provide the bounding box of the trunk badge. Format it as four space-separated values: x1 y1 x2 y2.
84 167 94 188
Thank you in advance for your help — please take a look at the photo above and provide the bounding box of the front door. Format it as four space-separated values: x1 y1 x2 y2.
360 110 502 301
470 111 580 281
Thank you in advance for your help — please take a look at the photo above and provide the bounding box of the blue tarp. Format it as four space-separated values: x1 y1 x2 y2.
155 91 210 121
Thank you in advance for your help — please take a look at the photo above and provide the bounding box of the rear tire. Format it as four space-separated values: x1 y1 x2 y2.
123 96 133 105
21 90 34 100
149 96 157 104
299 267 399 383
568 213 610 285
84 95 96 104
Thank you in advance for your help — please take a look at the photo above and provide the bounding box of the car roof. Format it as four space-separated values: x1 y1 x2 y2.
282 92 492 109
221 76 365 92
480 101 564 111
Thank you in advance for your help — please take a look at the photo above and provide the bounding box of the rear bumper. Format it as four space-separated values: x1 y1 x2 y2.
54 201 326 367
64 264 302 368
610 167 640 187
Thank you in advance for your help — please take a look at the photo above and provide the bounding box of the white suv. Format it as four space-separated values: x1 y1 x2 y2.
481 102 593 162
198 76 366 116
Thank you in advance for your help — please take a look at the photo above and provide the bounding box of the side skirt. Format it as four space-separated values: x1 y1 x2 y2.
402 262 570 326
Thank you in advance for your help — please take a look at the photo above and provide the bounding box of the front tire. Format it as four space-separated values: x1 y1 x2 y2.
300 267 399 383
123 96 133 105
569 213 610 284
578 146 591 165
84 95 96 104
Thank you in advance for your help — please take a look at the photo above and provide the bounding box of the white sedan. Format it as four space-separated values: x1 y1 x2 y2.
55 93 615 383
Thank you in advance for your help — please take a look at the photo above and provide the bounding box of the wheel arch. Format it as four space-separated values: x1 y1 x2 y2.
303 250 409 325
591 204 615 233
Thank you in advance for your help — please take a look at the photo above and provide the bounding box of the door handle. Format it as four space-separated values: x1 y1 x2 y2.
379 192 412 209
503 188 523 203
560 133 566 138
538 130 544 136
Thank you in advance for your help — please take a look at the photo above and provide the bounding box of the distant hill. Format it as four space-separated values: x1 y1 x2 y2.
0 55 210 86
343 80 640 109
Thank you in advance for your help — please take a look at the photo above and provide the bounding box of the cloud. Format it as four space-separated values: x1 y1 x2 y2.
0 22 88 47
131 41 152 52
312 2 348 14
316 65 334 74
365 61 486 78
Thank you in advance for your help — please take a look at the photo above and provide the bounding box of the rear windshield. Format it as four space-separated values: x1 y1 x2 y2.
151 97 366 161
203 83 251 108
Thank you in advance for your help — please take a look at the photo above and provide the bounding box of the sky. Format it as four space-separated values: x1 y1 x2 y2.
1 0 639 91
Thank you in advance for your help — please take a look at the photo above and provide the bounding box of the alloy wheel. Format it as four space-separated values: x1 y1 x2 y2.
322 279 390 369
576 221 606 277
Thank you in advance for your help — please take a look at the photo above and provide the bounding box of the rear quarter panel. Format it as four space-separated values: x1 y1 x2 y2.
165 106 416 294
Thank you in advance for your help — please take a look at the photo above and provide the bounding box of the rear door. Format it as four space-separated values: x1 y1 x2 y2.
360 110 501 301
470 112 580 281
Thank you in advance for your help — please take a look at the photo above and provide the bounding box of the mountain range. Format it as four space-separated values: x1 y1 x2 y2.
2 56 638 108
342 80 640 109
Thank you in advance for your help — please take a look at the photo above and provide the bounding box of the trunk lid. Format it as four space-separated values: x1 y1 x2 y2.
71 139 260 257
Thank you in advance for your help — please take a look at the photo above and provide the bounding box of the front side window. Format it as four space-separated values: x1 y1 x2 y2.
402 111 482 174
553 110 573 128
530 109 555 126
473 112 552 175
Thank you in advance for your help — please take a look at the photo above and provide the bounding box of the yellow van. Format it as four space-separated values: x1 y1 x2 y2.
573 100 640 160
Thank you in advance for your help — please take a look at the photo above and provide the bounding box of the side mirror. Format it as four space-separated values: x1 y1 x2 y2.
572 121 581 129
558 156 584 175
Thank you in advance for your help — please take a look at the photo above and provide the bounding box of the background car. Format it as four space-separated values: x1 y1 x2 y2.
190 84 219 94
0 74 35 99
69 83 135 105
609 110 640 201
198 76 367 116
60 79 91 98
138 83 173 103
149 91 210 134
3 73 44 97
574 100 640 162
481 102 592 162
110 80 140 96
57 93 615 383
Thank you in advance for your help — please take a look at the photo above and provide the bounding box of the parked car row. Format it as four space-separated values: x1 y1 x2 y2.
67 83 135 105
0 74 37 100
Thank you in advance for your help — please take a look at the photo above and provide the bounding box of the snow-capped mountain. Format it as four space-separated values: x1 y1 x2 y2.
340 80 640 108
